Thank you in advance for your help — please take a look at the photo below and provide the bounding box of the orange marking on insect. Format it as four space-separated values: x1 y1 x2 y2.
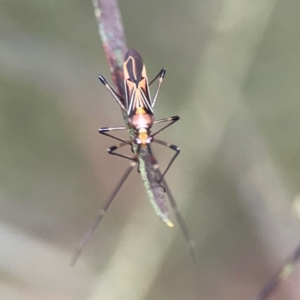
136 107 146 114
138 128 149 146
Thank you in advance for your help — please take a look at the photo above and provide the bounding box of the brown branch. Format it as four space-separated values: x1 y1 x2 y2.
92 0 127 101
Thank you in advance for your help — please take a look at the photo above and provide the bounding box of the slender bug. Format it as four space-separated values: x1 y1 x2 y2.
72 49 196 265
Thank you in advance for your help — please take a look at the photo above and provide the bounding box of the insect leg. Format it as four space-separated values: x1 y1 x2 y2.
152 138 180 184
71 161 137 266
99 126 127 143
160 173 197 265
149 68 166 108
98 75 126 111
71 143 141 266
149 68 166 86
107 140 139 161
152 116 180 137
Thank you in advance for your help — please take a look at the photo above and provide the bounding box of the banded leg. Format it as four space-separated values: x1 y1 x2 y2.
152 116 180 137
98 75 126 111
99 126 127 143
146 144 159 169
149 68 166 86
71 160 137 266
108 140 141 162
153 138 180 183
150 116 180 183
149 68 166 108
160 173 197 265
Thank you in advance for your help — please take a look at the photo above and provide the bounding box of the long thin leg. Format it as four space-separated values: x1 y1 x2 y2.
98 75 127 112
152 116 180 137
153 138 180 183
154 116 179 124
71 159 137 266
146 144 159 169
107 140 138 161
149 68 166 108
149 68 166 86
159 173 197 265
99 126 127 143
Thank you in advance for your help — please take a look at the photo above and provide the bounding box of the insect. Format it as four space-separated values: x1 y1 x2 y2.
72 49 195 265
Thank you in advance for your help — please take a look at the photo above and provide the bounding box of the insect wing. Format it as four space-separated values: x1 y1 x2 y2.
124 49 144 84
123 49 152 116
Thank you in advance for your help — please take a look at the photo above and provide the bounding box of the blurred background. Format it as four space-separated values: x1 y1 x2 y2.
1 0 300 299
